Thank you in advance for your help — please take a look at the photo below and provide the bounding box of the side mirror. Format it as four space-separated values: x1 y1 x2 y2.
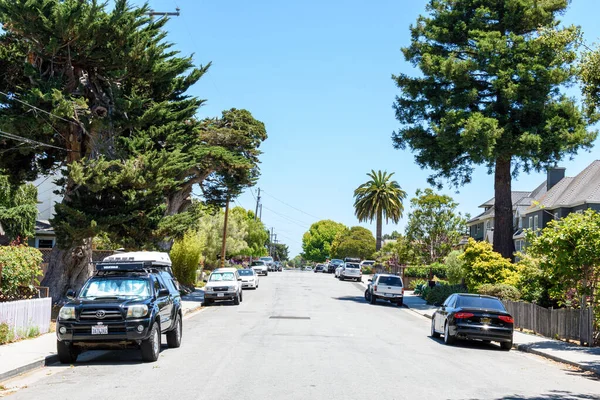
66 289 76 300
158 288 170 297
203 278 208 283
368 279 372 282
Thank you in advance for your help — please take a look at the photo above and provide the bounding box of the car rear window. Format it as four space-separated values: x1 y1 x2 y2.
378 276 402 286
345 263 360 268
457 296 506 311
238 269 254 276
251 261 265 266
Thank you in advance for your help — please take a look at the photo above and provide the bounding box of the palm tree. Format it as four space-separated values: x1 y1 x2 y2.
353 170 407 251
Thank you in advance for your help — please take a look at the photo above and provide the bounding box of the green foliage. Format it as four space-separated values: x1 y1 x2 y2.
424 284 464 305
524 209 600 308
0 322 15 345
404 265 447 279
375 235 414 265
445 250 465 285
393 0 594 259
270 243 289 262
361 265 373 275
302 220 347 262
477 284 521 301
170 230 205 287
405 189 466 265
0 245 43 299
331 226 376 260
0 175 37 241
198 207 249 269
460 239 517 291
408 278 427 291
353 170 407 249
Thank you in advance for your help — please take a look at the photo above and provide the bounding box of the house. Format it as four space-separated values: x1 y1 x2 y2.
28 220 56 249
467 162 600 253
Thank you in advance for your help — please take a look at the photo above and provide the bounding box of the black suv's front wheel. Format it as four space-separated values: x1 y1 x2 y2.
166 314 182 348
141 323 161 362
57 340 79 364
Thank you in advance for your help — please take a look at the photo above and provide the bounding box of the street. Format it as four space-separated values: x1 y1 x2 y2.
5 271 600 400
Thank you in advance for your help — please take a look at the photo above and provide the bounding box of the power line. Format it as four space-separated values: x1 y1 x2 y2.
261 190 322 220
0 129 73 152
261 205 311 229
0 91 72 124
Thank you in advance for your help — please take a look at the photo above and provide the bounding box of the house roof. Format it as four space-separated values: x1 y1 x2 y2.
468 185 545 224
529 160 600 212
479 191 532 208
35 220 55 235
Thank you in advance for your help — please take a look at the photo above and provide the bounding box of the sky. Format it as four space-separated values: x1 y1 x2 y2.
136 0 600 257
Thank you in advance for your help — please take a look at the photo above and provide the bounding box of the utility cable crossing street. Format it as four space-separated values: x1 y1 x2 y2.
4 271 600 400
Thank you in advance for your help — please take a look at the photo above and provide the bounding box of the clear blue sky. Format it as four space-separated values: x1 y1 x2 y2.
139 0 600 257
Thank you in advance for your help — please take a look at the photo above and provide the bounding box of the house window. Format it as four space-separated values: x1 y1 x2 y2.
515 240 522 252
533 215 539 231
486 220 491 230
518 217 523 229
554 212 559 220
37 239 54 249
528 217 533 229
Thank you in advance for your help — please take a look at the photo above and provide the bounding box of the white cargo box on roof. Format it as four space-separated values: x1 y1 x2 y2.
103 251 172 266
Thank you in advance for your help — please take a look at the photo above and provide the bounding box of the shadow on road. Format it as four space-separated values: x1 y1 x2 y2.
333 295 367 303
47 344 176 367
427 335 509 352
468 391 600 399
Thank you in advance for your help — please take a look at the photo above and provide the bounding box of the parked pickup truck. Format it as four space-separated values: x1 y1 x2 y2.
364 274 404 306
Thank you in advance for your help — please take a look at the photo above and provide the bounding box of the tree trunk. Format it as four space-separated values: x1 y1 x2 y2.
41 238 93 303
493 156 515 260
376 210 383 251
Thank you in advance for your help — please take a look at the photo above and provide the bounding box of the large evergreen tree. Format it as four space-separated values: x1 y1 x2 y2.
0 0 209 300
392 0 595 259
0 174 37 243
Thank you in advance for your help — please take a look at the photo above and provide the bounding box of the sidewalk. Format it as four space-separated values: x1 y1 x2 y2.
0 289 205 383
402 291 600 375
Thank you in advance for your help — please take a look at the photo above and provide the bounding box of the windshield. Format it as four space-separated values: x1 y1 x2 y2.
378 276 402 286
251 261 265 266
80 278 151 299
331 259 343 265
362 261 374 266
260 257 273 262
457 296 506 311
238 269 254 276
345 263 360 268
210 272 236 282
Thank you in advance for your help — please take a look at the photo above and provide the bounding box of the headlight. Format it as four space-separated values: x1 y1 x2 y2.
59 306 76 320
126 305 148 318
205 286 213 292
228 286 236 291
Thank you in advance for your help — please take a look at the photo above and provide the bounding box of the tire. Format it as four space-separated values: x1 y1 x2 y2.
431 319 440 338
340 276 345 281
166 314 182 348
240 290 243 302
141 323 161 362
57 340 79 364
444 322 455 345
370 291 377 305
233 292 240 305
500 341 513 351
204 299 212 306
397 298 403 307
265 272 268 276
364 289 370 302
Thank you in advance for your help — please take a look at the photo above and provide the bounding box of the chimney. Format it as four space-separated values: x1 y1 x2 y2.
547 167 566 190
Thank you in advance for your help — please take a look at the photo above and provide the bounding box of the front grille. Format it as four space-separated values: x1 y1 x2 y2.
72 324 127 336
80 308 123 321
213 286 230 292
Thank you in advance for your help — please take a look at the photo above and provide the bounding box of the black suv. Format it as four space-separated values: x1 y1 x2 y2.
56 260 183 363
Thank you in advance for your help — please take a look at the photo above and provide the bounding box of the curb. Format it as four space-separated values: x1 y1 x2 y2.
0 303 206 384
404 303 600 377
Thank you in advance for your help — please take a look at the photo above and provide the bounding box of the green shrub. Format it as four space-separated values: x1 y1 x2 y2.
424 284 464 305
171 230 205 287
404 264 448 279
0 245 43 300
445 250 465 284
408 278 427 290
460 239 517 291
0 322 14 344
361 265 373 275
477 283 521 301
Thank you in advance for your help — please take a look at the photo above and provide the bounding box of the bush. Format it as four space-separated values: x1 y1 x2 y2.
424 284 464 305
404 264 447 279
170 230 205 287
408 278 427 290
477 283 521 301
445 250 464 284
460 239 517 291
0 245 43 300
361 265 373 275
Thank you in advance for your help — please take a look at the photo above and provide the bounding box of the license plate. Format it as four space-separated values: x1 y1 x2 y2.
218 293 225 297
481 318 491 324
92 325 108 335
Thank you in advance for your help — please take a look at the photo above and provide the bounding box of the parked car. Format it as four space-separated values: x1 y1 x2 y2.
344 257 361 264
339 262 361 281
360 260 375 269
334 263 345 278
238 268 259 289
364 274 404 306
251 260 268 276
329 259 343 274
275 261 283 271
430 293 514 350
203 268 243 306
303 266 313 271
260 256 276 271
314 264 324 273
56 252 182 364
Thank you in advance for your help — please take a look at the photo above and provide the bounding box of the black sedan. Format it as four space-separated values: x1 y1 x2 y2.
430 293 514 350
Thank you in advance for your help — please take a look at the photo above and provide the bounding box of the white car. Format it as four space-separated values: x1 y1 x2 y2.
303 266 313 271
251 260 268 276
360 260 375 269
204 268 243 306
364 274 404 306
334 263 344 278
238 268 259 289
340 262 361 282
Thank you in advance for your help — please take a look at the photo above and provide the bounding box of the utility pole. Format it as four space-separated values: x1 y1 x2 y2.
269 227 274 256
259 204 263 220
220 196 231 269
145 8 180 17
254 188 261 221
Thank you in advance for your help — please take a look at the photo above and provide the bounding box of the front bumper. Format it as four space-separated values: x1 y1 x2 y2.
205 291 237 300
241 281 257 288
57 317 153 344
454 323 513 343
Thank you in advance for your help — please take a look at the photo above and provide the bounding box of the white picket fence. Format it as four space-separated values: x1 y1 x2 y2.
0 298 52 338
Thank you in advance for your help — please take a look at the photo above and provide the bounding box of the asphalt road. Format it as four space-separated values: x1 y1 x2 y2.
5 271 600 400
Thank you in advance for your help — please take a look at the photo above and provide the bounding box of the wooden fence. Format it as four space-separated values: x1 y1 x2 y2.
502 300 594 346
0 297 52 338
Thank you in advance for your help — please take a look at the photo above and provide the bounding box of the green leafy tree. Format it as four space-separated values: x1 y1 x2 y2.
392 0 595 260
354 170 407 251
331 226 376 260
0 175 37 242
524 209 600 331
405 189 466 265
270 243 289 262
460 239 518 291
375 234 414 266
445 250 465 285
383 230 402 240
170 230 206 287
0 0 210 300
302 220 347 262
0 244 43 300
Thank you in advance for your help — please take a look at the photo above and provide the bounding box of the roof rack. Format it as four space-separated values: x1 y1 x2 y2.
94 260 172 274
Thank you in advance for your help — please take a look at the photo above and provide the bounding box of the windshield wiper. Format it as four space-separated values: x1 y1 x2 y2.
89 296 120 300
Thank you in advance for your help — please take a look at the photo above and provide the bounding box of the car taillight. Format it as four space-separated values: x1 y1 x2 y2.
454 312 474 319
373 285 377 292
499 315 514 324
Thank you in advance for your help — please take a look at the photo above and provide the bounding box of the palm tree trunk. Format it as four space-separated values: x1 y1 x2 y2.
376 209 383 251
